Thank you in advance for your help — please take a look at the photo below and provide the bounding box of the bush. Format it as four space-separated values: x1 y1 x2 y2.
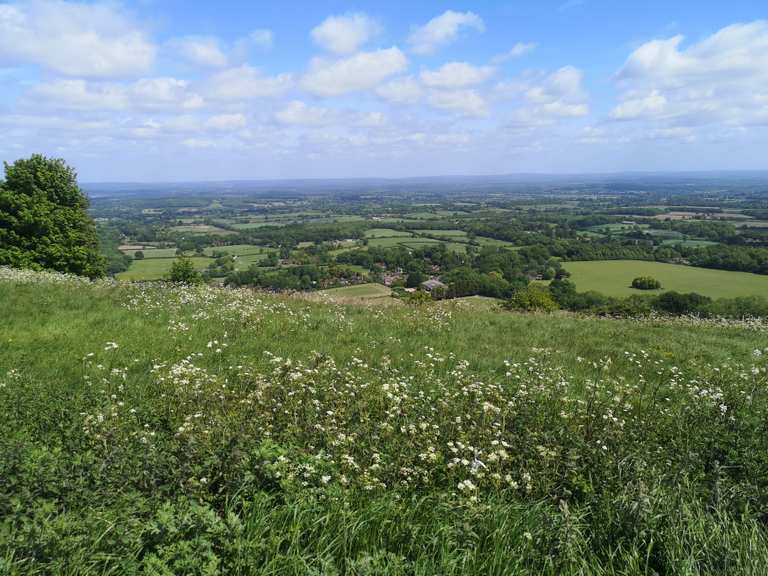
169 257 203 284
134 251 145 260
631 276 662 290
653 291 711 315
504 285 558 312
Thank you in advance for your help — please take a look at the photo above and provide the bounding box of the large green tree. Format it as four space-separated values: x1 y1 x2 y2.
0 155 105 278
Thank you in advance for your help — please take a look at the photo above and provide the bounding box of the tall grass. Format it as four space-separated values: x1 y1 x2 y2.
1 267 767 574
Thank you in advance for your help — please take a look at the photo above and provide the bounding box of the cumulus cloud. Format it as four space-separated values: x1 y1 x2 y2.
206 65 293 100
32 77 204 110
611 21 768 128
302 47 407 96
311 13 379 54
206 113 247 130
420 62 495 88
0 0 155 76
376 76 423 104
429 89 488 117
170 36 228 68
275 101 332 125
408 10 484 55
496 66 589 120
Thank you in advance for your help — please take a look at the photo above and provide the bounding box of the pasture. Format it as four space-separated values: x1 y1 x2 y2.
563 259 768 299
116 256 212 281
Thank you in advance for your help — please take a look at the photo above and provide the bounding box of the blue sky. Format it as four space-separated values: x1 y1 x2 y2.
0 0 767 181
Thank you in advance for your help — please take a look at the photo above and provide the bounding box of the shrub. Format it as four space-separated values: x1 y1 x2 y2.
134 251 145 260
504 285 558 312
169 257 203 284
653 291 711 315
631 276 662 290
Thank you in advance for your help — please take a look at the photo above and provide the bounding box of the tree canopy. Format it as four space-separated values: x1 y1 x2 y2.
0 155 105 278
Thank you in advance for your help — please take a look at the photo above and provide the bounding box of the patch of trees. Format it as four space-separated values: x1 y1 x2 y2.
631 276 662 290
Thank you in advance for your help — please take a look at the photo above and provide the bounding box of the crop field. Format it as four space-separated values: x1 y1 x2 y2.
364 228 414 238
116 256 212 281
418 229 468 238
564 259 768 299
2 268 768 574
319 282 392 299
202 244 267 256
119 247 178 259
170 224 235 235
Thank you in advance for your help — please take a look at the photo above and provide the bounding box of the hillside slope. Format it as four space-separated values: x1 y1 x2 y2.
1 267 767 575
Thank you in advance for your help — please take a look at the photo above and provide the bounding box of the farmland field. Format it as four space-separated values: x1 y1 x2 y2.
364 228 414 238
564 260 768 299
319 282 392 299
116 256 212 281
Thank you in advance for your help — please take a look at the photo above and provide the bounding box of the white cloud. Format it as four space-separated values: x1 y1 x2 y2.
248 29 273 50
32 77 204 110
206 65 293 100
275 101 332 125
610 90 667 120
496 66 589 122
420 62 495 88
206 113 247 130
376 76 423 103
612 21 768 128
0 0 155 76
492 42 537 64
311 13 379 54
429 90 488 117
302 47 407 96
408 10 484 55
170 36 228 67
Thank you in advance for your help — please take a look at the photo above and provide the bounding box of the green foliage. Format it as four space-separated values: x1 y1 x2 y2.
505 285 558 312
169 257 203 284
134 250 145 260
0 155 105 278
631 276 662 290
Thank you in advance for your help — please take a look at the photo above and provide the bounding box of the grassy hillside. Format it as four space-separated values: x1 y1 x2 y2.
1 267 768 574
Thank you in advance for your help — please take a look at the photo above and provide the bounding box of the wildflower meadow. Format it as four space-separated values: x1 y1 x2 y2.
1 267 767 575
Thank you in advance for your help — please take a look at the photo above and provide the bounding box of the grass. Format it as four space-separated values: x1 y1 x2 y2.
202 244 268 256
170 224 235 235
1 267 768 574
120 247 178 259
364 228 414 238
320 282 392 299
564 259 768 299
116 256 211 281
417 229 468 238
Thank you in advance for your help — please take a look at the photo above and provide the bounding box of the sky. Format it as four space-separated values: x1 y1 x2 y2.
0 0 767 182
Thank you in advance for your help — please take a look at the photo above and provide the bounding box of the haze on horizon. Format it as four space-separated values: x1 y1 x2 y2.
0 0 766 182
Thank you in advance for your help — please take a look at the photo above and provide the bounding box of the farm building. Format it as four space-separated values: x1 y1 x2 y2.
421 279 447 292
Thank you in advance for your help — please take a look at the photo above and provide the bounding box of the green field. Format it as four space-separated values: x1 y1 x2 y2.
564 259 768 299
120 247 178 259
203 244 267 256
116 256 212 281
320 282 392 299
418 229 468 238
170 224 235 235
364 228 414 238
